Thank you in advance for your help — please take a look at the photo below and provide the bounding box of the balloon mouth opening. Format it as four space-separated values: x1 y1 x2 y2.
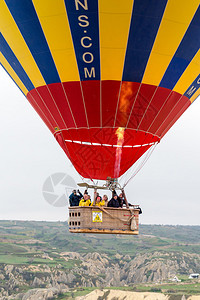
55 128 159 180
55 127 160 145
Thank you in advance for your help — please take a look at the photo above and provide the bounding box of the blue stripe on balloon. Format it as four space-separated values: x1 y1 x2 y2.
64 0 100 81
4 0 60 85
122 0 167 82
0 33 34 92
160 6 200 90
184 74 200 100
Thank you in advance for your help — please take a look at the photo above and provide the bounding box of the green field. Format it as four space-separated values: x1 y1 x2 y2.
0 221 200 264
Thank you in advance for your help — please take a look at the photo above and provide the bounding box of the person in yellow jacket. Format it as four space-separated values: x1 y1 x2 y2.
79 194 91 206
92 196 105 207
102 195 108 207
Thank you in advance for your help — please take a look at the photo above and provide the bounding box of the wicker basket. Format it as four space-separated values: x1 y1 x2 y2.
68 206 139 235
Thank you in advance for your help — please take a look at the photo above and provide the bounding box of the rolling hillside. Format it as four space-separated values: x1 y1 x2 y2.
0 221 199 299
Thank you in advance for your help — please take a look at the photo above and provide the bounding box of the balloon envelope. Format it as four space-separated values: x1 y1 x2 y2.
0 0 200 179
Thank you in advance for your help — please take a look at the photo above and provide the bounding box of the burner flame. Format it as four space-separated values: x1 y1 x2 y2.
114 127 125 178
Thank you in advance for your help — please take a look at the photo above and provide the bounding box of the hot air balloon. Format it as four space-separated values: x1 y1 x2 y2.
0 0 199 234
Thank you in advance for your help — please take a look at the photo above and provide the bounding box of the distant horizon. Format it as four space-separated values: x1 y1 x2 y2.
0 219 199 227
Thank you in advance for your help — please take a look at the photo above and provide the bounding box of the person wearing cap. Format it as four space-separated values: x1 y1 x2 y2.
91 195 105 207
107 194 120 208
69 189 83 206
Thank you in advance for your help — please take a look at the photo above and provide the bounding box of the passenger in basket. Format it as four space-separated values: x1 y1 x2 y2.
118 193 123 208
102 195 108 207
69 189 83 207
92 196 105 207
118 192 133 208
79 193 91 206
107 194 120 208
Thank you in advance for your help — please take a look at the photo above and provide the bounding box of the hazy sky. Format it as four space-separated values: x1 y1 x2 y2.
0 67 200 225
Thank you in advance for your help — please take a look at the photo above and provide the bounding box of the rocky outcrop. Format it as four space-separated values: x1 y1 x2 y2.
76 289 169 300
0 251 200 299
22 287 60 300
4 265 14 275
32 277 44 287
78 251 200 287
76 290 200 300
60 251 82 260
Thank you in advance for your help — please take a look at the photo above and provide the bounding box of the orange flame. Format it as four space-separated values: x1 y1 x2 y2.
114 83 132 178
119 82 133 125
114 127 125 178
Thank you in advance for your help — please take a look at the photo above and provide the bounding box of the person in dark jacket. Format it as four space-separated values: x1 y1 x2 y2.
69 189 83 206
107 194 120 208
118 193 124 208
